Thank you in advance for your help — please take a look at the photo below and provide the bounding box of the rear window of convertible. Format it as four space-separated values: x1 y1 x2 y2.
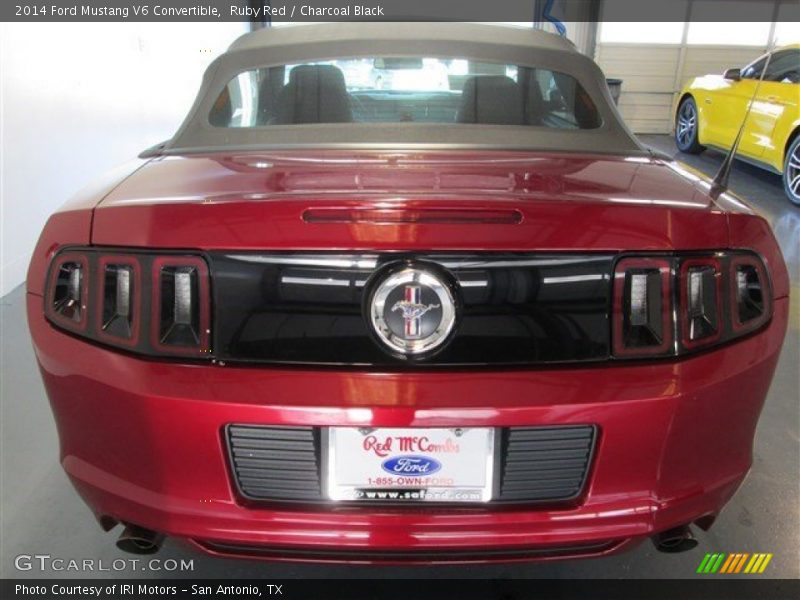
209 57 601 130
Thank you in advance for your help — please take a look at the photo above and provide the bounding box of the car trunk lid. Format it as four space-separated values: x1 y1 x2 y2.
92 151 729 251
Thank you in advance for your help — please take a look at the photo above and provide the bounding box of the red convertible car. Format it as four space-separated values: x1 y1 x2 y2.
27 24 789 563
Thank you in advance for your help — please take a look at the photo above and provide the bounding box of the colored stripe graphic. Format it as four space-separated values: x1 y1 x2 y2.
721 553 739 573
697 554 713 573
699 553 725 573
746 553 774 573
734 553 749 573
745 554 760 573
724 553 741 573
704 554 719 573
719 554 736 573
758 554 773 573
711 553 726 573
698 552 773 574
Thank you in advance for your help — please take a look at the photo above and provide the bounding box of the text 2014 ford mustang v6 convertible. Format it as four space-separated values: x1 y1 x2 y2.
27 23 789 563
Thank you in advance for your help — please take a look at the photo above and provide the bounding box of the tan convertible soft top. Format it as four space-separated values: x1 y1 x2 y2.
163 23 645 155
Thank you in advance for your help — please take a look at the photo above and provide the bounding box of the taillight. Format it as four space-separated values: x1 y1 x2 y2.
44 247 771 363
679 257 723 349
45 248 211 358
96 256 140 346
613 258 673 357
152 256 210 355
613 251 771 358
730 254 770 333
48 253 89 332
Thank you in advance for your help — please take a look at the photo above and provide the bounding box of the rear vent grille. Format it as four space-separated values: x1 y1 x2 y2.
227 425 595 505
497 426 596 502
227 425 323 502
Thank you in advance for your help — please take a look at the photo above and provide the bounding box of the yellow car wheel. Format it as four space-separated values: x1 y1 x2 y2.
784 135 800 206
675 97 705 154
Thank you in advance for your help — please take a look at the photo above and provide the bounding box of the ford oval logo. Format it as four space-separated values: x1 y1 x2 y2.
381 455 442 476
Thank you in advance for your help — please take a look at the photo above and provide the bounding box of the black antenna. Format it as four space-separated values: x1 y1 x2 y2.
709 47 774 198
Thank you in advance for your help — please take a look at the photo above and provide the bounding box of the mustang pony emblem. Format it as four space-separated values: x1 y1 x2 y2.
368 266 456 355
391 285 440 338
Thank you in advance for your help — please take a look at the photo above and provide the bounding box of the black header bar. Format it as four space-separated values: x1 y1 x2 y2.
4 0 800 22
3 578 800 600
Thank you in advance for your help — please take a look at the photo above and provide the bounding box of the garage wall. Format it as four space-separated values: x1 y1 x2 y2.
596 43 769 134
594 0 800 136
0 22 248 297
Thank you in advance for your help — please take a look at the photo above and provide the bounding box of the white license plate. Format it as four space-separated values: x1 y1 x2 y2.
325 427 495 503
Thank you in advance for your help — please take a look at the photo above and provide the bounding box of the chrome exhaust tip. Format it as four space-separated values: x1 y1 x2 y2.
116 524 164 555
652 525 698 553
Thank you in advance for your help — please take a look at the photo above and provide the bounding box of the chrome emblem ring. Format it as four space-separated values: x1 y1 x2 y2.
368 266 457 356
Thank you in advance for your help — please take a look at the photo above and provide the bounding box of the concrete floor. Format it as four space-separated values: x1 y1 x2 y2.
1 135 798 579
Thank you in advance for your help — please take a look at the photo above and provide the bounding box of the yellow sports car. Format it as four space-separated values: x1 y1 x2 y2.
676 44 800 205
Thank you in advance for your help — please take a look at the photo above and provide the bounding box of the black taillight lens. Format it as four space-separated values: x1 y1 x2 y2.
613 258 673 356
730 255 770 333
735 267 763 319
54 263 84 321
97 257 139 345
48 253 89 331
686 268 717 336
102 265 133 335
613 251 771 358
679 258 722 349
158 267 199 345
45 249 211 358
152 256 210 355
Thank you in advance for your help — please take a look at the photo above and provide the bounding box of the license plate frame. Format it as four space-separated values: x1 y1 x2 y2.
324 427 497 503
